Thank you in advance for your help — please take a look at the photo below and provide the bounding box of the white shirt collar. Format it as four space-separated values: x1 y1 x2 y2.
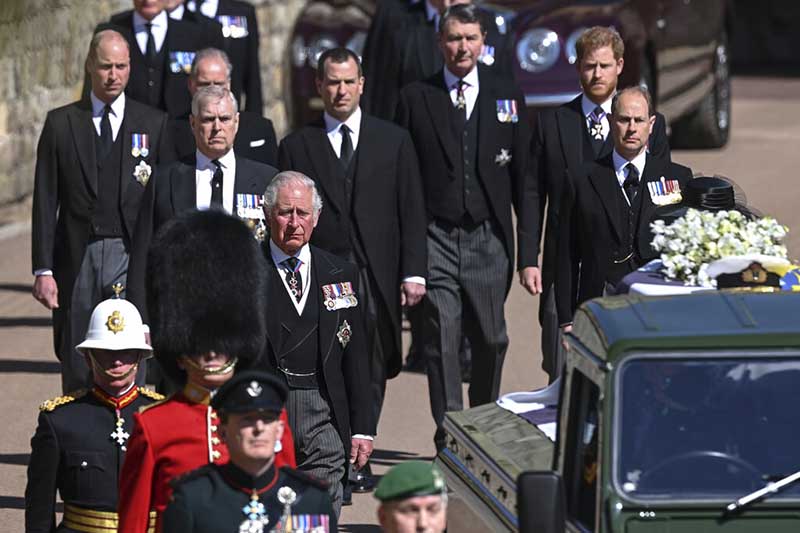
269 240 311 268
168 4 185 20
133 9 168 30
196 147 235 170
581 93 613 117
612 148 647 179
90 91 125 117
323 106 362 137
443 65 479 91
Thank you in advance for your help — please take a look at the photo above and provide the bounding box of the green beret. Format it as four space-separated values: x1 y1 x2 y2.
374 461 446 502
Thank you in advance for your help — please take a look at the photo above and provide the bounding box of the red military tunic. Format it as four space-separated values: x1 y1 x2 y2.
118 382 296 533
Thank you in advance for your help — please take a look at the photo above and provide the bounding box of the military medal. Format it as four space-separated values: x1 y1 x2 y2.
169 51 196 74
240 490 270 533
496 99 518 123
131 133 149 158
589 107 605 140
648 176 683 206
236 194 267 241
276 487 297 532
495 148 512 166
110 414 130 451
218 15 249 39
90 386 140 451
337 320 352 348
479 44 496 66
322 282 358 311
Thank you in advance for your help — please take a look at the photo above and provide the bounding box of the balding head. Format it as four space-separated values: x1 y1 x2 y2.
189 48 233 95
86 30 131 104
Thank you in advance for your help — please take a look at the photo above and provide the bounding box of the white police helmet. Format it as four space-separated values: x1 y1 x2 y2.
76 298 152 355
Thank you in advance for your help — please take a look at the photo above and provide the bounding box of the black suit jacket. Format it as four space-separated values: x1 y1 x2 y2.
396 65 537 289
170 111 278 166
127 155 278 320
365 2 514 120
261 245 377 451
555 154 692 324
212 0 263 113
31 98 172 308
277 113 427 377
103 11 225 118
530 95 671 291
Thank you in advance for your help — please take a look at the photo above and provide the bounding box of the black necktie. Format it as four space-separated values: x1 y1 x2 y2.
454 79 467 130
283 257 303 303
623 163 640 205
96 105 113 161
210 160 224 209
339 124 353 168
145 22 156 63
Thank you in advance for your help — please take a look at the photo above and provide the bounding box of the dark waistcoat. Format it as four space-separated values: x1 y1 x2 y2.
92 129 124 238
271 267 320 387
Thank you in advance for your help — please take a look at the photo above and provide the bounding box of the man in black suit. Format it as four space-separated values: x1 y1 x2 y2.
556 86 692 331
396 5 538 450
32 30 172 393
102 0 225 119
184 0 263 113
127 85 278 323
170 48 277 165
364 0 513 121
278 47 427 463
260 172 376 516
527 26 671 382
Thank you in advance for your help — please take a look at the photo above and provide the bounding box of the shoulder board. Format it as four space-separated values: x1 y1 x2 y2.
169 464 216 490
39 389 88 412
280 467 329 490
138 394 173 414
137 387 166 401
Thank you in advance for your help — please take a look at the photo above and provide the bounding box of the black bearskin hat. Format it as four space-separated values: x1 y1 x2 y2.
145 210 266 383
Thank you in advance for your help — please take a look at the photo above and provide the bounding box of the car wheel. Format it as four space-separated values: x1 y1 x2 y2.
671 32 731 149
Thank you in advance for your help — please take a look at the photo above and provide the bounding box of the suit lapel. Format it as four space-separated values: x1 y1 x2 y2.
312 250 344 366
421 76 458 168
118 104 137 212
263 246 284 357
351 115 374 212
302 124 343 214
171 157 197 212
476 74 497 172
587 157 624 241
557 97 589 170
69 101 99 196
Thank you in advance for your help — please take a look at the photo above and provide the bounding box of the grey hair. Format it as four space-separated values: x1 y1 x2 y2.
190 47 233 81
263 171 323 218
86 29 129 69
611 85 654 117
191 85 238 116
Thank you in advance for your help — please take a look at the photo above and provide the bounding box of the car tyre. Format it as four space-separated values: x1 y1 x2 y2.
671 32 731 149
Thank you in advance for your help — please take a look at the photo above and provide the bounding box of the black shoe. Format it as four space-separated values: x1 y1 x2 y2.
350 462 377 493
342 483 353 506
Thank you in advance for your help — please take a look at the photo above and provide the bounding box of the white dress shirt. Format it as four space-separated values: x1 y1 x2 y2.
90 92 125 141
612 149 647 206
195 149 236 214
133 10 168 55
444 65 480 120
168 3 185 20
269 240 312 315
581 93 612 141
187 0 219 18
324 107 362 157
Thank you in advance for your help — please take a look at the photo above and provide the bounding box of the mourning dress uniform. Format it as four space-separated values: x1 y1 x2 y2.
530 93 671 380
277 106 427 423
262 241 376 515
101 9 225 118
555 150 692 326
396 63 537 450
26 386 164 533
118 211 296 533
162 372 336 532
32 92 172 393
185 0 264 113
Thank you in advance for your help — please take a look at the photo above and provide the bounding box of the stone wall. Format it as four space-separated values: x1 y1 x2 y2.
0 0 305 206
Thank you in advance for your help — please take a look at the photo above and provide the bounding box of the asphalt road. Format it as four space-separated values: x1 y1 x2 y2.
1 76 799 532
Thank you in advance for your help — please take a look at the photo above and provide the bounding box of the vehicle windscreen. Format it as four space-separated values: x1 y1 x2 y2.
616 356 800 500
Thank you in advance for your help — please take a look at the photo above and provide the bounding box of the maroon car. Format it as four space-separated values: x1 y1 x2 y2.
288 0 731 148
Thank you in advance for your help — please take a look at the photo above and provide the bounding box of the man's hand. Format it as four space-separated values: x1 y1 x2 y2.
349 437 374 470
400 281 426 307
33 275 59 310
519 266 542 295
560 324 573 352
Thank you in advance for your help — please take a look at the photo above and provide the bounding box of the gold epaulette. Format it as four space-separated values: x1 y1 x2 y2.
39 389 88 412
137 386 166 401
138 393 173 414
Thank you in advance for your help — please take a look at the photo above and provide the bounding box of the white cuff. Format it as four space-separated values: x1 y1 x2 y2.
352 434 374 440
34 269 54 277
402 276 426 286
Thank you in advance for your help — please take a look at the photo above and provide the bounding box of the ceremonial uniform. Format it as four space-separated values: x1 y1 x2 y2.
25 386 164 533
117 383 296 533
163 463 336 532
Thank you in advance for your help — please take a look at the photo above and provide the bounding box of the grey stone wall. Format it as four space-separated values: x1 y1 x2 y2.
0 0 305 206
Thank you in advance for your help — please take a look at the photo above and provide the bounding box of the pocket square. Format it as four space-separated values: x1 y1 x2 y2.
249 139 265 148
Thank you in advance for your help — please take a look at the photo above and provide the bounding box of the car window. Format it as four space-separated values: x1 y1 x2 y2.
617 356 800 500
